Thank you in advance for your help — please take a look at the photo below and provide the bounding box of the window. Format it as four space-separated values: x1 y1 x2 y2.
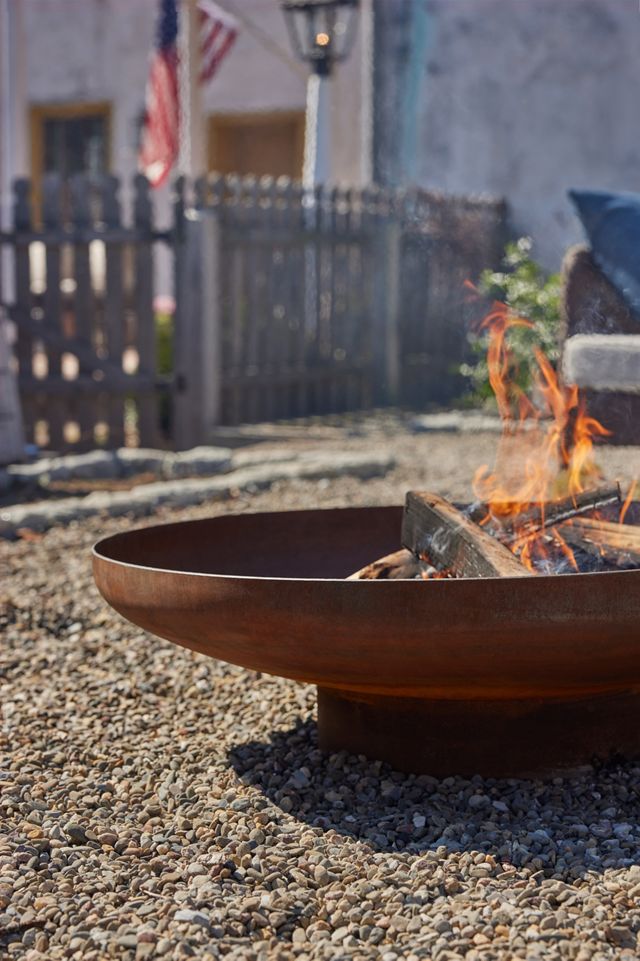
43 113 108 180
208 111 305 179
30 102 112 216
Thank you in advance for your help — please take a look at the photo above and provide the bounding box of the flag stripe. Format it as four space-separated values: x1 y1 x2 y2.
200 28 237 83
138 0 180 189
197 0 238 86
139 0 238 188
201 19 223 58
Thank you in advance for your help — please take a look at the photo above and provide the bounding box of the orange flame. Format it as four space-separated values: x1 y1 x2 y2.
620 480 638 525
472 302 613 573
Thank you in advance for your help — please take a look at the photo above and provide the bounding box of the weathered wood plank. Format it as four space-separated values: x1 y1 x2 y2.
227 177 245 425
19 373 159 394
290 181 308 417
13 180 35 443
266 177 288 419
371 218 401 406
559 517 640 565
10 174 165 451
402 490 531 578
69 173 95 447
0 313 24 463
243 177 261 423
470 485 622 541
172 207 222 447
10 313 130 375
103 175 126 448
347 548 429 581
42 174 65 448
133 175 157 447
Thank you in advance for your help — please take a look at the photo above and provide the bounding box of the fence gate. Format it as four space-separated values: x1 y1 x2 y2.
1 172 507 454
172 177 417 443
172 176 400 445
0 173 169 452
174 175 507 443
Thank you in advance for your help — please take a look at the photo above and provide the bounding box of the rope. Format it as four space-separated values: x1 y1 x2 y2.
215 0 307 79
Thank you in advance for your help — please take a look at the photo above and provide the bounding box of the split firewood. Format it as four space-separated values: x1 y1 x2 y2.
558 517 640 565
346 548 431 580
402 491 530 578
468 484 622 543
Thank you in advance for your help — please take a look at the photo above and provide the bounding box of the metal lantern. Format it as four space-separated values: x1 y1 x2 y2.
281 0 359 77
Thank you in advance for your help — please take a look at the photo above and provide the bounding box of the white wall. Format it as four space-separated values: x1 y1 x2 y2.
26 0 154 178
1 0 28 229
22 0 312 190
202 0 305 115
328 0 368 187
21 0 364 193
415 0 640 269
21 0 640 272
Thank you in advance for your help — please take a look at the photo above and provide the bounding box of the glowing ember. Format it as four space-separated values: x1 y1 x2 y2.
470 299 626 574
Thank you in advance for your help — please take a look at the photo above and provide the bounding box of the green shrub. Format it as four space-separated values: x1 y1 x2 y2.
156 311 173 378
460 237 562 406
156 311 174 437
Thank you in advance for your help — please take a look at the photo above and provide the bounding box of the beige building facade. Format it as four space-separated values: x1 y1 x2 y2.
7 0 640 272
1 0 366 228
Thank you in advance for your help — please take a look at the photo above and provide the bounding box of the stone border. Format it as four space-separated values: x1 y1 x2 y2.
0 452 395 539
4 446 234 487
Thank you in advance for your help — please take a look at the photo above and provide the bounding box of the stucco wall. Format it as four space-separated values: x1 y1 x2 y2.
414 0 640 269
21 0 311 221
17 0 640 270
25 0 156 189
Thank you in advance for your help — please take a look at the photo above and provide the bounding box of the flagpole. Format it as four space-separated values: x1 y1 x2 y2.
179 0 207 187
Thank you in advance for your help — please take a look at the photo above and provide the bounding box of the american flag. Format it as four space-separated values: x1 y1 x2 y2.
197 0 239 84
139 0 180 188
140 0 239 188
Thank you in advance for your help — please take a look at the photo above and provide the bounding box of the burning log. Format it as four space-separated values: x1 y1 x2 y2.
347 549 430 581
402 491 530 579
558 517 640 566
469 484 622 543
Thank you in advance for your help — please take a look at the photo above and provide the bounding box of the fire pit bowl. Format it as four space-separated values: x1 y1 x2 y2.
93 506 640 778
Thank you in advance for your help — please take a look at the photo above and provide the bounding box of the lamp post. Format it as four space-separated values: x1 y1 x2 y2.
281 0 359 189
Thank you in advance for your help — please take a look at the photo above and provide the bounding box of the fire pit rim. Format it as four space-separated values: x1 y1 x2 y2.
92 504 640 710
91 507 640 583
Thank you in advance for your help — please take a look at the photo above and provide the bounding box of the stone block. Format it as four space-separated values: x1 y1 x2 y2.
563 334 640 393
164 446 233 478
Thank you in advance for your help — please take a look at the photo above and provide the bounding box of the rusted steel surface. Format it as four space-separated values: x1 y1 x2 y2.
317 687 640 777
93 506 640 701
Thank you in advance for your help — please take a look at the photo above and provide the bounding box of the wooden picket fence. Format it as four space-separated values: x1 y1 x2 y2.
0 173 170 451
0 172 507 452
173 174 507 443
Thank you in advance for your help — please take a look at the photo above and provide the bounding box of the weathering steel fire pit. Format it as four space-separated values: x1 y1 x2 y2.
92 504 640 778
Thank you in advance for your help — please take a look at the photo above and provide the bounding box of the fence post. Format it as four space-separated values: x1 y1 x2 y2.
173 203 222 448
371 217 401 406
103 175 126 448
0 313 24 463
133 175 157 448
12 179 33 443
42 173 65 449
69 173 96 448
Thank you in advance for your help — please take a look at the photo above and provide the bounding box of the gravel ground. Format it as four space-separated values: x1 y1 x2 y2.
2 419 640 961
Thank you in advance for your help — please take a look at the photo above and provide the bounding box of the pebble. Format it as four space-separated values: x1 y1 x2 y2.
64 823 88 845
2 422 640 960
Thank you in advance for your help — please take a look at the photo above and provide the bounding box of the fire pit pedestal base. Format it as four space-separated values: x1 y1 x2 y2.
317 687 640 778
